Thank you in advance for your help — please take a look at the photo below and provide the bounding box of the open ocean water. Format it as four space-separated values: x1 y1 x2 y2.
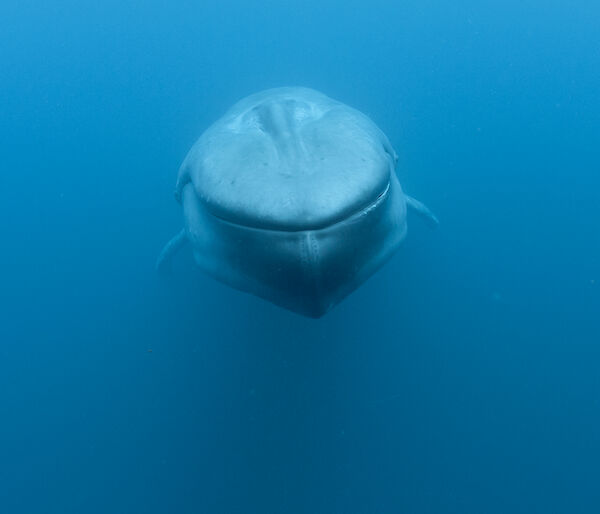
1 1 599 513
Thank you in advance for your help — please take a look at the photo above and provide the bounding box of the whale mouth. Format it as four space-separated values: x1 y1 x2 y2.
205 181 391 233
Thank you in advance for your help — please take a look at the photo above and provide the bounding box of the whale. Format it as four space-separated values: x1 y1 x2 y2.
157 87 437 317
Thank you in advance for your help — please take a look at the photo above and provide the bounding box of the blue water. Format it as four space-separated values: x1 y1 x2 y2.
2 1 599 512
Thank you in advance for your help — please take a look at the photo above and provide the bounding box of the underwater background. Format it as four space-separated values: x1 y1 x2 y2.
1 0 599 512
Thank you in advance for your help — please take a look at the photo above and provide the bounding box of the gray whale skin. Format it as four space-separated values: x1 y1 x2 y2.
157 87 437 318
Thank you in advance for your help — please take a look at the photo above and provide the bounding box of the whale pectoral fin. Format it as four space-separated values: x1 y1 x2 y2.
405 195 439 228
174 175 191 204
156 229 189 273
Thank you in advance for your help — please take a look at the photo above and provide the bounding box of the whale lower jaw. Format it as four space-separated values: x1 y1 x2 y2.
182 176 407 317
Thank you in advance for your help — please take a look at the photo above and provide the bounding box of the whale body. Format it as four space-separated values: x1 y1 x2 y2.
157 87 437 317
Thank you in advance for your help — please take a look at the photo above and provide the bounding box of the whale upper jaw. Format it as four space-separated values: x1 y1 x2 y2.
203 181 392 234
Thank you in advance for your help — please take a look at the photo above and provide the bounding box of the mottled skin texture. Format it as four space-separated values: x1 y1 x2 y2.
158 87 437 317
